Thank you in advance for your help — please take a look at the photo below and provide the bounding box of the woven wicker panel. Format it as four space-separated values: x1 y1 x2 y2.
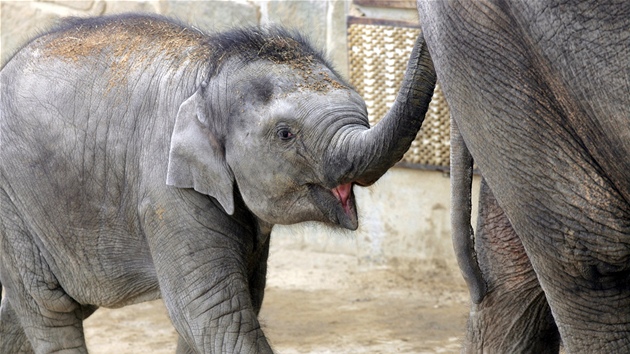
347 19 451 168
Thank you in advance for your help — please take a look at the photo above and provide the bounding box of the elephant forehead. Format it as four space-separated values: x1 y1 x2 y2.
257 62 348 95
266 88 366 120
295 66 348 93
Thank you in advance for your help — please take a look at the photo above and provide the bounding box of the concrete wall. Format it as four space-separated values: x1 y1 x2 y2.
0 0 480 275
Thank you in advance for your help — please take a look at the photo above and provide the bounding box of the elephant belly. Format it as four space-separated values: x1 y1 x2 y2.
2 184 160 309
54 231 161 309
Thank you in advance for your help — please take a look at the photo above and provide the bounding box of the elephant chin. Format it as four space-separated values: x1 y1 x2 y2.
309 183 358 230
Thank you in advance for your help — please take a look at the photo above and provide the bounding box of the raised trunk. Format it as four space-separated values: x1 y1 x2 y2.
337 32 437 186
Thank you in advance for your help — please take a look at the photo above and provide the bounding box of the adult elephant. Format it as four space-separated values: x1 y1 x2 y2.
0 14 436 353
418 0 630 352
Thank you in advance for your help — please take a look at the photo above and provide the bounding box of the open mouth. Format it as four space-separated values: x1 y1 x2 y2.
332 183 353 215
327 182 358 230
308 182 358 230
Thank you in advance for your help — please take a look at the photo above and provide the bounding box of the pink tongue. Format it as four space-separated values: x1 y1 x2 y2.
332 183 353 212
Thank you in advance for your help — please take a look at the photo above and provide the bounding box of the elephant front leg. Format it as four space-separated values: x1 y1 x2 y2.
156 244 271 353
147 214 272 353
465 179 560 353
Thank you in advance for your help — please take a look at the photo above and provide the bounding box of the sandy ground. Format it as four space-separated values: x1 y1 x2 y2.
84 247 470 354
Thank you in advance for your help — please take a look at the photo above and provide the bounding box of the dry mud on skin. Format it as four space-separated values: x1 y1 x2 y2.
84 249 469 354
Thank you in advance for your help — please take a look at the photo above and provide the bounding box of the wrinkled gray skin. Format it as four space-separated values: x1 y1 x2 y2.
419 0 630 352
468 178 561 353
0 14 436 354
452 123 560 353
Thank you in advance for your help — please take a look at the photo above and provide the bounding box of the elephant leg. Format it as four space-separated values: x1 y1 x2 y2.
176 335 196 354
171 234 270 354
4 291 87 353
465 178 560 353
144 194 272 353
507 170 630 351
154 238 272 354
0 210 88 352
12 286 88 353
0 297 34 354
248 232 271 315
526 232 630 352
0 298 90 354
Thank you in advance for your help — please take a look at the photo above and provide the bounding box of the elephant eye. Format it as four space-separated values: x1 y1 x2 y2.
277 127 295 141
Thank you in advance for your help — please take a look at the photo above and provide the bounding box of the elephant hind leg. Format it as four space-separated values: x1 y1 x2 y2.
465 178 560 353
1 194 90 352
4 287 89 353
1 298 34 354
1 292 93 353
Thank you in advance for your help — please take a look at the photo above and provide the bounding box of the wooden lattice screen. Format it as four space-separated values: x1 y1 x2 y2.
347 17 451 170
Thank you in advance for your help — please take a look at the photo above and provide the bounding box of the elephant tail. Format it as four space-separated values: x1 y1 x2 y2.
450 118 487 304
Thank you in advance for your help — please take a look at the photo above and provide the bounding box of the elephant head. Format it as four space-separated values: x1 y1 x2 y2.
167 26 436 230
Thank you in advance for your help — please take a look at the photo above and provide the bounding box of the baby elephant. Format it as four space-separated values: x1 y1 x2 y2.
0 13 435 353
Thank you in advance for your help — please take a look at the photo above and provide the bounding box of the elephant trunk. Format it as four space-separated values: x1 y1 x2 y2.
338 33 436 186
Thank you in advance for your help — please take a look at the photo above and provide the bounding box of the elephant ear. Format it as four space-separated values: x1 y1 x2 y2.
166 89 235 215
